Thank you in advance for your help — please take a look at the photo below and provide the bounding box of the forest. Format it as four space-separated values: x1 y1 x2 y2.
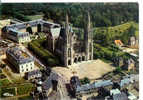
0 3 138 28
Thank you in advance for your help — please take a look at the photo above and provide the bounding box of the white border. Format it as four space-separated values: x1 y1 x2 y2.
0 1 142 100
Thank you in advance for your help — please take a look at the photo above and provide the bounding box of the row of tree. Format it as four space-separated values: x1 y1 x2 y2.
0 3 138 27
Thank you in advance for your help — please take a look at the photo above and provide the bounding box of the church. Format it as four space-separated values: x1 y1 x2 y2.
46 12 93 66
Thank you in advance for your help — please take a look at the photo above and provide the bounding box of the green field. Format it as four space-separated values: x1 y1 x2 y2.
0 79 10 87
26 15 43 20
93 21 139 45
94 21 139 39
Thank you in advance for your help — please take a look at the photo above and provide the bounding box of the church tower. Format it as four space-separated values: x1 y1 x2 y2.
63 13 73 66
84 12 93 60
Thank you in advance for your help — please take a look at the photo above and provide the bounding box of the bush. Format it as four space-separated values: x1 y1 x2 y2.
114 66 122 73
80 77 90 85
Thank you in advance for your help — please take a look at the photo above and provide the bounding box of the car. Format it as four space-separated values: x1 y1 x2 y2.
3 93 14 97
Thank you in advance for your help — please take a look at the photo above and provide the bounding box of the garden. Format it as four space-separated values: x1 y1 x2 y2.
28 39 59 66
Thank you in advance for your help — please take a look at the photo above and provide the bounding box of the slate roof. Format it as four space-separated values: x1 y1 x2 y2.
112 92 128 100
42 72 59 90
8 28 29 37
76 80 113 93
6 47 34 64
6 19 60 39
120 78 132 87
27 70 42 78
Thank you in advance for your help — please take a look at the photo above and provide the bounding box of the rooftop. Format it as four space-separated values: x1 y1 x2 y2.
120 78 133 87
6 47 34 64
113 92 128 100
76 80 113 92
27 70 42 77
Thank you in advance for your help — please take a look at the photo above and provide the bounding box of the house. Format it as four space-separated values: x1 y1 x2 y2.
76 80 113 96
105 89 128 100
128 92 137 100
119 78 133 90
6 47 35 74
123 58 136 71
112 92 128 100
129 36 136 47
114 40 123 47
25 70 42 80
42 72 59 97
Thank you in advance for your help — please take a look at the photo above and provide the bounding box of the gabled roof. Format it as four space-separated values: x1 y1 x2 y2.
76 80 113 92
120 78 131 87
113 92 128 100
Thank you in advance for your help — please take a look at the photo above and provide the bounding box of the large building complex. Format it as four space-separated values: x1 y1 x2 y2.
2 19 60 43
3 12 93 67
6 47 35 73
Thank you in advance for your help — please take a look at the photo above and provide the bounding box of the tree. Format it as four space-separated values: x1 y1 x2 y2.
114 66 122 73
80 77 90 85
128 25 136 36
1 64 6 68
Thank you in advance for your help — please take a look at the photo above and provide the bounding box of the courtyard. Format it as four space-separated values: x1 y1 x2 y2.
52 59 115 81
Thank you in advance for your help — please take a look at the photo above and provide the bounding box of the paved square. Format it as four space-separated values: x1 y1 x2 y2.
53 59 115 81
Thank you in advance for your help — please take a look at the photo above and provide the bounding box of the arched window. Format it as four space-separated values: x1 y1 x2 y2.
26 27 33 34
37 24 42 32
68 48 71 57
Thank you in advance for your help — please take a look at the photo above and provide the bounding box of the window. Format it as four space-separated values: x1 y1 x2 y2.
26 69 28 71
68 48 71 57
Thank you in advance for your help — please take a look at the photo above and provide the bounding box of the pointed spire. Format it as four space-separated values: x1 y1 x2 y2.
66 13 69 28
87 11 91 30
65 12 69 37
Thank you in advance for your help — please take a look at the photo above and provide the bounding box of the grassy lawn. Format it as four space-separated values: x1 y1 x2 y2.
93 21 139 44
17 83 34 95
94 21 138 35
26 15 43 20
0 79 10 87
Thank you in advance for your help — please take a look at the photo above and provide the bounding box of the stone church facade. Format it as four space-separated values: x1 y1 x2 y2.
46 12 93 66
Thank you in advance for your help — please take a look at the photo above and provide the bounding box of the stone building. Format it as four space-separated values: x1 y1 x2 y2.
128 36 139 47
46 12 93 66
2 19 60 43
6 47 35 73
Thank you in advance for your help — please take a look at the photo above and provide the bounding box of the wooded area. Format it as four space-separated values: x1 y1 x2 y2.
0 3 138 28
